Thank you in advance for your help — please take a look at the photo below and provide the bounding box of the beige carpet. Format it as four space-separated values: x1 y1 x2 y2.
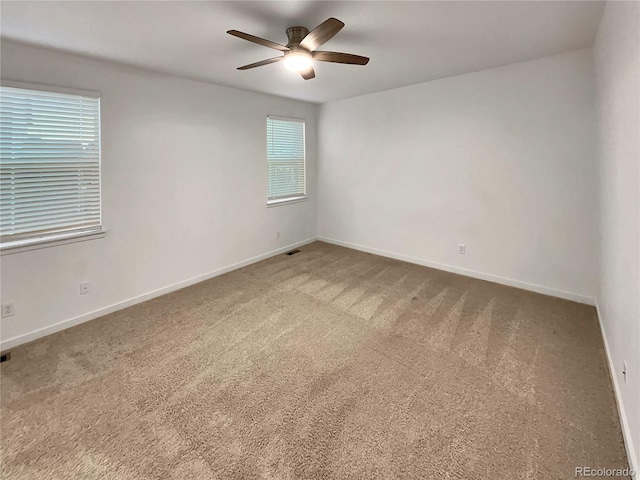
0 242 629 479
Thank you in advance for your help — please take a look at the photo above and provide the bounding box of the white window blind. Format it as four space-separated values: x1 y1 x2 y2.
267 117 305 202
0 85 101 245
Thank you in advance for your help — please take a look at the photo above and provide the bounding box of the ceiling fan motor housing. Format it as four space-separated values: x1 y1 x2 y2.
286 27 310 48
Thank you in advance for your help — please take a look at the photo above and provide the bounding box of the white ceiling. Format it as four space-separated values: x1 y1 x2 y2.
1 1 604 104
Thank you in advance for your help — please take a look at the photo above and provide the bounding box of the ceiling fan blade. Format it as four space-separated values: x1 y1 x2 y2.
299 18 344 51
313 51 369 65
227 30 290 52
237 57 283 70
300 66 316 80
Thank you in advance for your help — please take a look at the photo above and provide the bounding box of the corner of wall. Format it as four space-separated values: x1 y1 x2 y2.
595 301 639 474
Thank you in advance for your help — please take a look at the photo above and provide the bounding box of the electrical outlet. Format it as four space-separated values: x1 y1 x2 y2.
623 361 627 384
1 303 15 318
276 231 280 239
458 244 466 255
80 282 91 295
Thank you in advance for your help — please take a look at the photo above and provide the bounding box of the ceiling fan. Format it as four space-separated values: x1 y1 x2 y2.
227 18 369 80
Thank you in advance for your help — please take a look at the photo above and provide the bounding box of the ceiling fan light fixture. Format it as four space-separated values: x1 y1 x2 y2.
228 18 369 80
283 51 313 72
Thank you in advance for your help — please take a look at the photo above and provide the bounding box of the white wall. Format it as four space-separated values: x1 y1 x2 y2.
0 41 318 349
594 0 640 470
318 49 599 303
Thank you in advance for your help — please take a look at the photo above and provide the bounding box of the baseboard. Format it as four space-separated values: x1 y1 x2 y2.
595 301 638 476
0 237 317 351
317 236 595 305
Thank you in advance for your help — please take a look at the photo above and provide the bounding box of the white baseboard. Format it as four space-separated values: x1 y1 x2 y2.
6 235 630 469
319 237 637 468
0 237 317 351
317 236 595 305
4 236 594 351
595 302 638 476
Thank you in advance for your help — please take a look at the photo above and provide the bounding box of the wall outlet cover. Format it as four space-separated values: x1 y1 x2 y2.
1 303 15 318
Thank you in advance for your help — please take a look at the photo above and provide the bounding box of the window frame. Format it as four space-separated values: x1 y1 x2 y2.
0 80 104 254
266 115 307 207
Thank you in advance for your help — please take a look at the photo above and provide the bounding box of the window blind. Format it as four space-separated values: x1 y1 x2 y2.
267 117 305 202
0 85 101 245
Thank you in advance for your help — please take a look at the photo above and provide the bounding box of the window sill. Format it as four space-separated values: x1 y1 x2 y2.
1 230 106 256
267 196 308 208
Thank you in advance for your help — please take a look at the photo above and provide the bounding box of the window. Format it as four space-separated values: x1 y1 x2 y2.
0 84 101 249
267 116 306 204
